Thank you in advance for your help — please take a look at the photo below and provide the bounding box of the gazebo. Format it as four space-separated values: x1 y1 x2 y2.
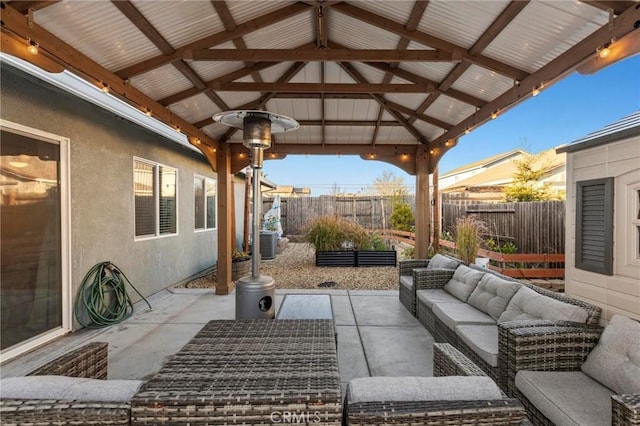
1 0 638 297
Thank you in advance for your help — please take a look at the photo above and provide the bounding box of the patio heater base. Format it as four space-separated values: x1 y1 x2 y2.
235 275 275 319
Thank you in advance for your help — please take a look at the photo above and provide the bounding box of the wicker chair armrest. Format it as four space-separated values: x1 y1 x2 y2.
501 324 602 372
499 319 598 332
345 399 525 425
0 399 130 424
28 342 108 379
413 268 455 290
612 394 640 426
399 259 429 276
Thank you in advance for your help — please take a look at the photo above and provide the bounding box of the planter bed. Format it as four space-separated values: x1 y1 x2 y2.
315 250 396 267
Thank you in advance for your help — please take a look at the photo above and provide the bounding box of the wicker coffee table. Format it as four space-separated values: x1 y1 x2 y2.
131 319 341 425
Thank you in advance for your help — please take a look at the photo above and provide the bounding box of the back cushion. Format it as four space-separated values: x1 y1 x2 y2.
443 265 484 302
498 286 588 323
468 274 521 320
427 254 460 270
581 315 640 394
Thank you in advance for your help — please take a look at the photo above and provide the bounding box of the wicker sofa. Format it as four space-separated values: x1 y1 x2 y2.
408 263 602 393
398 254 461 316
0 342 136 425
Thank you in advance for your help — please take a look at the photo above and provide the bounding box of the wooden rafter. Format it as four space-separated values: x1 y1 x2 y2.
316 3 328 48
372 0 429 145
187 48 461 62
332 2 528 81
431 3 640 148
0 2 218 158
581 0 636 15
338 62 428 144
208 82 434 93
409 0 529 124
299 120 401 126
211 1 264 84
114 2 311 79
112 1 229 111
7 0 59 14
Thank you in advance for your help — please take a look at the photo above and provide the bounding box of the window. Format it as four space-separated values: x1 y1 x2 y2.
134 159 177 238
194 176 216 230
631 184 640 262
575 178 614 275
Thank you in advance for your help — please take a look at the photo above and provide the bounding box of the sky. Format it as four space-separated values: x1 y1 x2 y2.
263 55 640 195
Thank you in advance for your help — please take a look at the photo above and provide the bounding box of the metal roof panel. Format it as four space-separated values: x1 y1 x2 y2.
169 93 220 124
131 64 194 100
329 9 401 50
243 11 315 49
451 64 515 102
426 95 476 125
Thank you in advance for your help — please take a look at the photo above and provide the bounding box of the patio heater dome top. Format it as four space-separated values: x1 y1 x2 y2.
213 110 299 134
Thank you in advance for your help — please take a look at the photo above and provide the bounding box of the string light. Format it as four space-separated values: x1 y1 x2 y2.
101 83 110 93
491 111 498 120
145 108 152 117
464 128 470 135
532 87 541 96
598 45 611 59
27 40 39 55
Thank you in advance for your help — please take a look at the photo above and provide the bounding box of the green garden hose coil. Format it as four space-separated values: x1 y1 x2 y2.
74 261 151 328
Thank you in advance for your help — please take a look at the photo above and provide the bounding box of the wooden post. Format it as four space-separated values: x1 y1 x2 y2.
216 145 234 295
433 167 440 252
415 153 431 259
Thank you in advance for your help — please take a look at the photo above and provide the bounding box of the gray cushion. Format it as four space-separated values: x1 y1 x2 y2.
515 371 614 426
455 324 499 367
427 254 460 270
0 376 144 402
432 303 495 331
498 286 589 323
416 289 463 309
581 315 640 395
399 275 413 291
443 265 484 302
467 273 521 320
347 376 503 403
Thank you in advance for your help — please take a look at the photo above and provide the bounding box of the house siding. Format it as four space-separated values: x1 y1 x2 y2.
1 64 224 329
565 137 640 322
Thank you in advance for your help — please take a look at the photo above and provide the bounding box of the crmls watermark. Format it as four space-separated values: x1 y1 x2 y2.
270 411 321 424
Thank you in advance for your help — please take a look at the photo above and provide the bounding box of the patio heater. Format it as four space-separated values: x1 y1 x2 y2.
213 110 299 319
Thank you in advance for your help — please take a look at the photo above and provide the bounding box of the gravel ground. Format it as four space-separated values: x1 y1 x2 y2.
181 242 410 290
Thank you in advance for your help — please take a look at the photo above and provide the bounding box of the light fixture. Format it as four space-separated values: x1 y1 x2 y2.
193 137 200 145
101 83 110 93
598 45 611 59
9 161 29 168
464 128 470 135
445 140 451 147
27 40 38 55
144 108 152 117
429 149 435 155
369 153 375 159
532 87 541 97
491 111 498 120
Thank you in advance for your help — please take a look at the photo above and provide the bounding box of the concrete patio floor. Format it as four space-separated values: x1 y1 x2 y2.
1 288 435 395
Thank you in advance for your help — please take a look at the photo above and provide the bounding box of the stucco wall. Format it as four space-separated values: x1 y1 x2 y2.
1 64 224 320
565 136 640 322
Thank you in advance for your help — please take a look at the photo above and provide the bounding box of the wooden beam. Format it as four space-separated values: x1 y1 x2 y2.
315 4 328 48
339 62 429 144
114 2 311 78
431 3 640 148
211 1 264 83
581 0 636 15
230 143 423 156
210 82 434 93
332 2 528 81
298 120 401 126
7 0 59 14
216 144 234 295
0 3 220 155
188 48 461 62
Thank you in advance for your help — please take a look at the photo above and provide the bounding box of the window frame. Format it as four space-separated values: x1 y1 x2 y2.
194 174 217 232
133 157 178 240
575 177 614 275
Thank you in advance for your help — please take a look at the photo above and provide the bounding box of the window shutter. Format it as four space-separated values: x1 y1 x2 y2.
576 177 614 275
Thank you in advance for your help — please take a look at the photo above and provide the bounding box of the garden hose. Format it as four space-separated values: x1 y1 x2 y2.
74 261 152 328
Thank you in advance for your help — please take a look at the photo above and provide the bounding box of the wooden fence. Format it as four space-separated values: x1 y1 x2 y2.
263 196 416 235
441 201 565 254
263 197 565 256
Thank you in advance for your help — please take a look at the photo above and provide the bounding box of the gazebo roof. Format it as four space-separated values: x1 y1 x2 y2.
2 0 638 173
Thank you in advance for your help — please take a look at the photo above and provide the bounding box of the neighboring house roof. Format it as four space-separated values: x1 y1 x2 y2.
265 185 311 197
440 149 524 178
442 148 565 192
556 110 640 153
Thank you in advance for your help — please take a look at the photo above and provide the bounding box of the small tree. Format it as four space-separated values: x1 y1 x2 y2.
503 152 553 202
373 170 409 200
390 202 414 232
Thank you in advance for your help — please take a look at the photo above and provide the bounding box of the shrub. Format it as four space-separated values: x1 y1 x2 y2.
305 216 390 252
390 202 414 232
